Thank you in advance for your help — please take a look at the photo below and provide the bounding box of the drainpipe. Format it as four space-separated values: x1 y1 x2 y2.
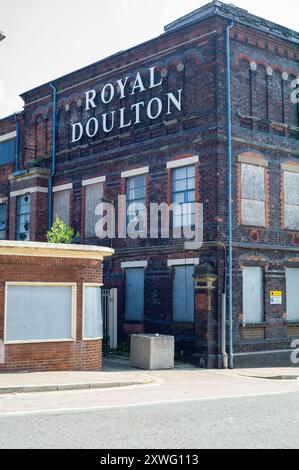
200 241 228 368
226 21 234 369
48 82 57 230
14 113 20 173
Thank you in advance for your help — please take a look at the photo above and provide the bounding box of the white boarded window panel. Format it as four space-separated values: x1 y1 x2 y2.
53 190 70 224
284 172 299 231
85 183 104 238
286 268 299 321
125 268 144 321
241 164 266 227
84 286 103 339
242 267 264 324
173 265 195 322
6 285 73 342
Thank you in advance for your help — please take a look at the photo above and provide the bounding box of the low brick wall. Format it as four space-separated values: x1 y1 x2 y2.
0 242 113 372
1 339 102 373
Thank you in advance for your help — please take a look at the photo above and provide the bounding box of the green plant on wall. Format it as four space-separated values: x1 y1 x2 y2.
29 157 44 169
46 217 80 244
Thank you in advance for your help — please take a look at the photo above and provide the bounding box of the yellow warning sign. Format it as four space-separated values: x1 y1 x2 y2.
270 291 282 305
270 291 282 297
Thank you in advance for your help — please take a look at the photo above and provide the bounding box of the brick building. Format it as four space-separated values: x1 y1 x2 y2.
0 1 298 368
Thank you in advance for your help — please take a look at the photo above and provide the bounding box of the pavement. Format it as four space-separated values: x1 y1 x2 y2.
0 359 299 448
0 362 155 395
0 357 298 396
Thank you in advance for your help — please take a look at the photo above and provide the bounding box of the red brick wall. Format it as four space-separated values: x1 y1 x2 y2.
0 254 103 372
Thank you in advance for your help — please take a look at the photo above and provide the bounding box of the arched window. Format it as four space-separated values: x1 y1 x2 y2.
255 65 268 120
46 110 52 154
35 115 46 158
285 75 298 127
57 107 68 151
269 69 283 123
238 60 252 116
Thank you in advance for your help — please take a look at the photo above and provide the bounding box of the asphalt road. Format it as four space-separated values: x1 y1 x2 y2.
1 391 299 449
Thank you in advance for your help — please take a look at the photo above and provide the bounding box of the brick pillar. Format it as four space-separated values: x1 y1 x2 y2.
193 268 219 369
30 191 49 242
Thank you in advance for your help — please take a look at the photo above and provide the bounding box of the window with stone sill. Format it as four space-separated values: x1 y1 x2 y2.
84 183 104 238
284 171 299 231
242 266 264 324
241 163 266 227
286 268 299 322
172 165 195 229
126 175 147 233
0 139 15 166
53 190 71 225
172 265 195 322
16 194 30 242
125 268 144 322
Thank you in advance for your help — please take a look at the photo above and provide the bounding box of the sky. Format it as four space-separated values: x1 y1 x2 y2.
0 0 298 118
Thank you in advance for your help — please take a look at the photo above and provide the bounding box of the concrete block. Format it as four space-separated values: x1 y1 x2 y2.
130 334 174 370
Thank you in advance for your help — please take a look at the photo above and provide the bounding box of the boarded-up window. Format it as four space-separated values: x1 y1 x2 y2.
242 267 264 324
286 268 299 321
241 163 266 227
284 171 299 231
83 286 103 339
85 183 104 238
0 203 7 240
5 284 75 343
173 265 195 322
125 268 144 321
53 190 70 224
